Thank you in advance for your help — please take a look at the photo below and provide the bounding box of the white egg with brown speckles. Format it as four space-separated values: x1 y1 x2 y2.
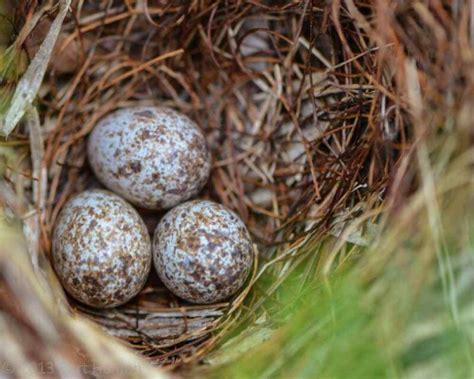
52 189 151 308
87 106 211 210
153 200 253 304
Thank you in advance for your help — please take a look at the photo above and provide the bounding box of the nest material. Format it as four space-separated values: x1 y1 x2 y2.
1 0 407 372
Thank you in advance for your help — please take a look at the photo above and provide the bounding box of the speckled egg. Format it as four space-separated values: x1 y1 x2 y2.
52 189 151 308
87 106 211 210
153 200 253 304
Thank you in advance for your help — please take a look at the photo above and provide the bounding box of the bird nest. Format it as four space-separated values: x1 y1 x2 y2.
1 0 407 373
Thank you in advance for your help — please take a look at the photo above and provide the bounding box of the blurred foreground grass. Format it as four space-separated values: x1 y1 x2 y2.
209 135 474 378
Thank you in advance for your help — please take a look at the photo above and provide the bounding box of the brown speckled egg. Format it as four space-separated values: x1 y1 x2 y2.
87 106 211 210
153 200 253 304
52 189 151 308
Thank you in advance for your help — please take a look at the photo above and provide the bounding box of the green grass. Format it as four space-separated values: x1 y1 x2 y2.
209 136 474 379
0 0 18 118
0 45 27 118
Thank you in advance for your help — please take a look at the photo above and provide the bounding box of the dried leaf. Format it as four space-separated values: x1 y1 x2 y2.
0 0 71 137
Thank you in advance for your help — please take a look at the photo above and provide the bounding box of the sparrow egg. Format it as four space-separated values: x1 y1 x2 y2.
153 200 253 304
87 106 211 210
52 189 151 308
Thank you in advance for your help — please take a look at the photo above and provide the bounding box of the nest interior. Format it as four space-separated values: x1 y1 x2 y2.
4 0 406 368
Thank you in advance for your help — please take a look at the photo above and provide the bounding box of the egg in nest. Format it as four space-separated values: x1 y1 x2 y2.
153 200 253 304
52 189 151 308
87 106 211 210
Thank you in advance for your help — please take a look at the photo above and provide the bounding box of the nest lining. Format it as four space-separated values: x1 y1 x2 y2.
3 0 404 368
